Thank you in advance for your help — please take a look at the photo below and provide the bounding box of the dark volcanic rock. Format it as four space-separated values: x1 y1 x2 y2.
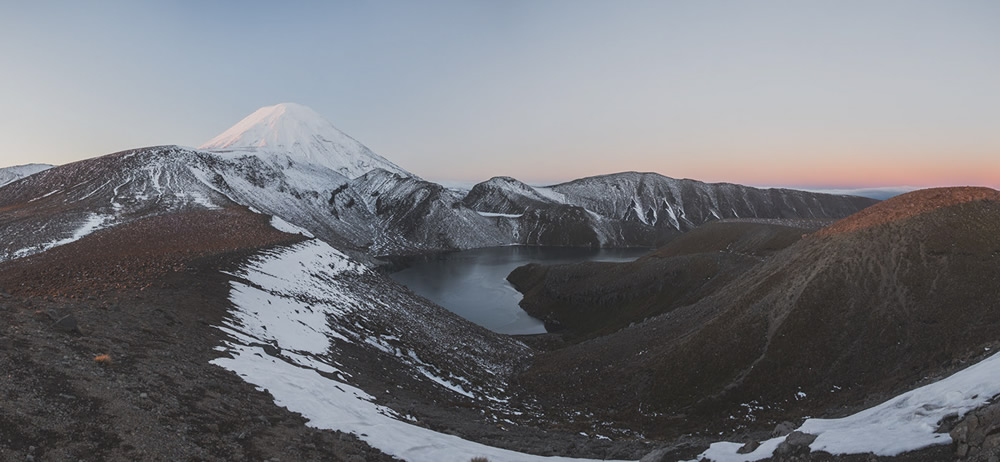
51 314 81 335
737 439 761 454
773 420 797 437
951 400 1000 461
774 431 818 456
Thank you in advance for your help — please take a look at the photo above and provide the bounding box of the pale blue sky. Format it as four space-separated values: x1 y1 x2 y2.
1 1 998 188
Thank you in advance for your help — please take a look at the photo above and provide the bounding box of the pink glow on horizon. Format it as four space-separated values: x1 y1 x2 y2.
448 141 999 190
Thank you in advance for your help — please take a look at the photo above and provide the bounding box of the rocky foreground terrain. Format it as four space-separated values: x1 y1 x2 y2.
0 207 392 461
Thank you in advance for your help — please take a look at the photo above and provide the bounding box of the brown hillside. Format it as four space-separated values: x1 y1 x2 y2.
816 186 1000 237
514 187 1000 440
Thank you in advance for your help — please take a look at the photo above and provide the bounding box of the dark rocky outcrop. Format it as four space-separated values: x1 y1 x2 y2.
951 400 1000 461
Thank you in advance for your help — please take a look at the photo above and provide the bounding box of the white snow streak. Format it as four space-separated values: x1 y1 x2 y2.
477 211 524 218
270 215 315 238
12 213 110 259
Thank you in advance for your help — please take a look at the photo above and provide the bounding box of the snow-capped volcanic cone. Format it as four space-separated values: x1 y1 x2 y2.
200 103 411 179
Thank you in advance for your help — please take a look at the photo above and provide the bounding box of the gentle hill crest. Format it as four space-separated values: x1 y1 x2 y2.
816 186 1000 236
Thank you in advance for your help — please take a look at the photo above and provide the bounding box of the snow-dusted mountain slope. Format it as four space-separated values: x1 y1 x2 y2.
0 147 228 262
212 239 628 461
462 176 560 214
0 144 877 262
191 152 379 254
349 169 510 254
0 144 504 261
200 103 411 179
460 172 878 248
0 163 53 187
550 172 875 230
192 157 509 256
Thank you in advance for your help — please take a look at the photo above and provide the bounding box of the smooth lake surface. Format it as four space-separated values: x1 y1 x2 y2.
389 246 650 335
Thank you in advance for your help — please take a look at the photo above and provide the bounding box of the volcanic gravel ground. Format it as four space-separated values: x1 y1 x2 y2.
0 207 394 461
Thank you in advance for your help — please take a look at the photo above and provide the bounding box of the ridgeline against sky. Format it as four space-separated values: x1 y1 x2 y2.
0 1 997 189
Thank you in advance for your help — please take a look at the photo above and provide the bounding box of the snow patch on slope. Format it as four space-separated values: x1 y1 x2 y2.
477 211 523 218
692 351 1000 461
11 213 111 260
269 215 315 238
212 240 630 462
532 186 565 203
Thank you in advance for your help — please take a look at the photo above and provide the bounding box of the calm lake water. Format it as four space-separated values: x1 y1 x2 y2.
389 246 650 335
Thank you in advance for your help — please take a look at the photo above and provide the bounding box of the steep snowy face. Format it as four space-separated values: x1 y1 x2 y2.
200 103 411 179
549 172 878 230
349 169 509 254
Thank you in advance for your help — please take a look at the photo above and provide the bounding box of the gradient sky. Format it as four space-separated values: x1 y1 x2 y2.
1 0 998 189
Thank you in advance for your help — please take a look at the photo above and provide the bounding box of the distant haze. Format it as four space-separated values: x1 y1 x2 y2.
1 1 997 190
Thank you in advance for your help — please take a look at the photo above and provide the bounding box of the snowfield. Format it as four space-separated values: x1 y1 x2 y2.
692 351 1000 461
212 240 633 462
216 347 632 462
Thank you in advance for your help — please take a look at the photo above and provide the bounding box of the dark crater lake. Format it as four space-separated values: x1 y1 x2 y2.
389 246 649 335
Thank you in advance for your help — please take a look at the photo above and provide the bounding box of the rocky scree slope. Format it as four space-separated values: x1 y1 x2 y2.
0 198 398 461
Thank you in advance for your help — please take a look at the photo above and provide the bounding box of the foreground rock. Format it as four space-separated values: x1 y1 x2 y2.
951 400 1000 461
